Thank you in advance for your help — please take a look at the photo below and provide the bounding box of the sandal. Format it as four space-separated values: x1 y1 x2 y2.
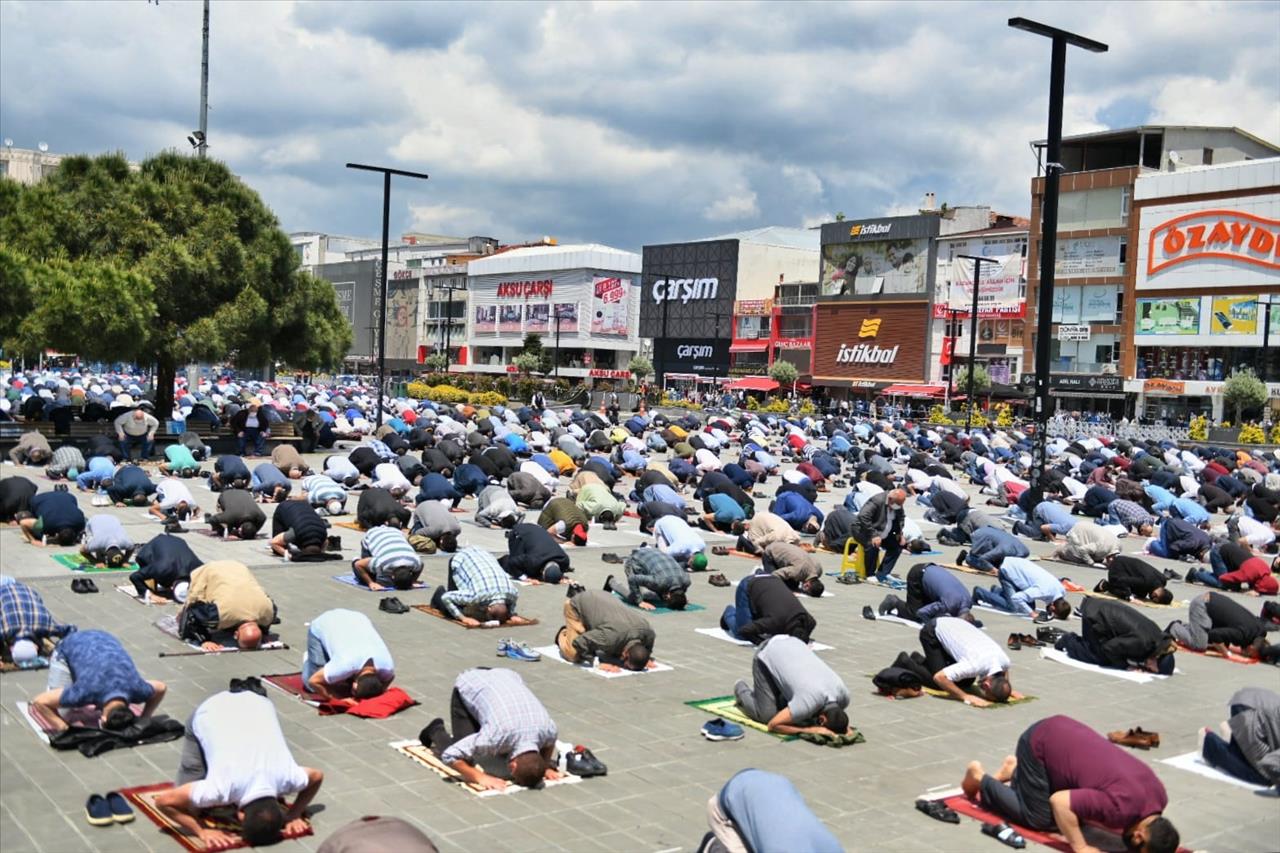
981 822 1026 849
711 545 731 556
601 552 624 564
914 798 960 824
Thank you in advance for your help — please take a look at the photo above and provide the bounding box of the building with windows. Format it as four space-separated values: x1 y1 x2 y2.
0 144 65 185
1023 125 1280 416
464 244 642 381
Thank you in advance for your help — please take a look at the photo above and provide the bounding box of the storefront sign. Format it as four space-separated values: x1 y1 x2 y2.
1148 210 1280 276
392 269 416 280
1135 297 1200 335
847 222 893 239
1057 325 1091 341
1055 236 1122 277
657 336 731 378
735 299 773 316
812 302 929 383
1208 295 1259 335
834 343 900 365
775 339 812 350
1143 378 1186 395
589 369 632 379
651 277 719 305
496 279 554 298
1020 373 1123 393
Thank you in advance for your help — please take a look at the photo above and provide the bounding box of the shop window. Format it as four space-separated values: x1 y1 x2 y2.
1118 238 1127 273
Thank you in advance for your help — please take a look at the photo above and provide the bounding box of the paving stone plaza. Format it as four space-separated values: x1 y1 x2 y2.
1 438 1276 853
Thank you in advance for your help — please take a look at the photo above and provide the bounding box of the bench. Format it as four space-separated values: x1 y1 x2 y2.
0 418 301 454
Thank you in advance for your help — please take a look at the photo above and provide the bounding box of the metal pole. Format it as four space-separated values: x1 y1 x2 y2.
958 256 999 429
1260 299 1272 382
443 286 453 372
1008 17 1107 506
554 311 562 380
376 171 390 427
198 0 209 158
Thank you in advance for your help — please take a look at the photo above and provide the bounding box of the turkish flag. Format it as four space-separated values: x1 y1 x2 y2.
940 337 954 366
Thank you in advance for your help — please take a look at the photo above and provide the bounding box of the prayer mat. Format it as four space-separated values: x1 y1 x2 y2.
191 528 248 541
612 593 706 614
867 613 922 629
330 574 427 591
1160 750 1277 793
262 672 322 705
930 792 1075 853
15 701 146 744
333 520 366 531
137 513 199 529
936 562 998 577
120 782 312 852
116 584 172 605
152 615 287 654
1173 642 1258 665
1038 647 1171 683
388 739 583 797
263 672 419 717
795 729 865 747
410 604 538 629
1060 579 1087 592
918 686 1037 708
709 548 759 559
684 696 795 741
531 645 674 678
1081 589 1187 609
52 553 135 573
1040 557 1108 571
693 627 832 651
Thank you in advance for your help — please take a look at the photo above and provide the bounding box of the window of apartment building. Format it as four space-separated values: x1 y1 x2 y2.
1057 186 1127 230
735 316 769 339
1120 187 1130 225
406 258 422 269
776 283 818 306
0 159 7 178
775 314 811 339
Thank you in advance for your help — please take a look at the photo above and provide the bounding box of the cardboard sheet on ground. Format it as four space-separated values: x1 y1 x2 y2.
694 627 833 651
1160 750 1277 793
51 553 135 573
869 613 923 629
120 782 312 852
685 696 796 741
332 520 365 531
531 645 674 678
410 604 539 629
936 562 998 577
152 614 286 654
972 601 1080 622
1038 647 1171 683
1080 589 1187 609
613 593 706 614
388 739 584 797
137 513 199 529
330 574 427 591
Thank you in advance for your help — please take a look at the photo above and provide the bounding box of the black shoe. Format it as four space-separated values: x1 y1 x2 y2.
229 677 246 693
241 676 267 698
1184 569 1197 584
937 531 957 546
379 597 409 614
565 745 608 778
956 549 968 566
163 520 183 534
71 578 87 594
603 575 614 592
420 718 446 749
601 552 624 564
326 535 343 552
862 605 875 621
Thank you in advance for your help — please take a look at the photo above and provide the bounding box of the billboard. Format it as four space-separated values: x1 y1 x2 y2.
820 215 939 298
473 304 496 333
314 260 378 359
662 338 731 378
1054 236 1123 278
524 303 550 334
498 305 523 334
938 237 1026 318
591 276 629 336
385 280 420 362
1208 295 1259 335
554 302 580 333
1136 195 1280 291
1134 297 1201 335
640 239 739 339
812 302 930 383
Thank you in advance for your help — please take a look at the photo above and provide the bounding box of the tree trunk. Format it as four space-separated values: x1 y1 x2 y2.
154 356 176 421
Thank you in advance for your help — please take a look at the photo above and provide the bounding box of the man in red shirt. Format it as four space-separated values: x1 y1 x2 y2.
962 715 1179 853
1189 542 1279 596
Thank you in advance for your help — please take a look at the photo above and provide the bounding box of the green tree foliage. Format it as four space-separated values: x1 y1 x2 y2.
511 352 541 375
952 364 992 393
0 152 351 415
1223 368 1267 424
519 332 551 374
628 355 653 382
768 359 799 387
421 352 448 373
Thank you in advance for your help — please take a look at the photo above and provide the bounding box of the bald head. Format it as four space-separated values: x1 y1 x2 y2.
888 489 908 507
236 622 263 650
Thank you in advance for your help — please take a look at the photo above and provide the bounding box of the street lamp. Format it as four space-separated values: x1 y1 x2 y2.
1009 16 1107 504
345 162 430 428
957 255 1001 429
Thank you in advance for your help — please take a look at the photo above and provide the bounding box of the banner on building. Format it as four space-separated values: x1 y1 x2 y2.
524 303 550 334
498 305 523 334
1055 236 1122 278
822 238 930 296
1135 297 1200 335
553 302 580 333
473 304 496 333
1080 285 1115 322
1208 295 1258 335
946 249 1024 316
591 276 629 336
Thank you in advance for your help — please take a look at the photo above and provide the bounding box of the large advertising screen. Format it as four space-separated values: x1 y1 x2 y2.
1136 195 1280 291
1208 295 1259 335
1135 297 1201 335
822 238 929 296
812 302 929 382
385 281 419 362
591 276 629 336
640 239 738 339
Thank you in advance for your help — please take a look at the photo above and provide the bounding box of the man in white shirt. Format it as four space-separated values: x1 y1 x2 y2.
371 462 413 498
303 609 394 704
1231 514 1278 551
150 478 199 522
653 514 707 567
913 616 1020 708
155 691 323 850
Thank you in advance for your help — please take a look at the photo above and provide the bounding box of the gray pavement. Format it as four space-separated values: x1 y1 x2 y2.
1 447 1276 853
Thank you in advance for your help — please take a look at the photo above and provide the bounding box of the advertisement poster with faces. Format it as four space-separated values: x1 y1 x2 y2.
473 304 496 333
1208 296 1258 335
554 303 580 333
498 305 523 333
524 303 550 333
822 238 929 296
591 276 629 336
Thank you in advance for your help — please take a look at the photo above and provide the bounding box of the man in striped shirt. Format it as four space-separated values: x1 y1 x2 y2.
431 547 532 627
352 527 422 591
46 445 86 480
605 547 689 611
300 474 347 517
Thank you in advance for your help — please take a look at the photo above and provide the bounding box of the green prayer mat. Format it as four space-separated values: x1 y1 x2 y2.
796 730 865 747
613 593 706 615
686 696 795 741
921 686 1037 708
52 554 136 573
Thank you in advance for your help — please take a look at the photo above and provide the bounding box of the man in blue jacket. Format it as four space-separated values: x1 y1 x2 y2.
770 490 823 534
878 563 974 623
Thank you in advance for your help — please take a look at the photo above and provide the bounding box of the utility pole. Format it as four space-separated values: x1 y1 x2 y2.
957 255 1000 429
435 280 466 371
1009 17 1107 504
198 0 209 158
345 163 430 427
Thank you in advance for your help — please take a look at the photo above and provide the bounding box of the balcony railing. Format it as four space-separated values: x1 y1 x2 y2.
776 294 817 307
734 329 771 339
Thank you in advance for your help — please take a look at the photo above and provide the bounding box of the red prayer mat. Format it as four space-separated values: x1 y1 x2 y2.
939 795 1193 853
119 782 312 852
262 672 419 717
1174 643 1258 665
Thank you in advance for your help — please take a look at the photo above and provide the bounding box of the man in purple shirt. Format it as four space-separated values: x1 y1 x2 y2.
961 715 1179 853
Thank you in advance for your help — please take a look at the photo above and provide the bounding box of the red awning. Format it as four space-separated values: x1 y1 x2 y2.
728 341 769 352
881 384 948 398
726 376 780 392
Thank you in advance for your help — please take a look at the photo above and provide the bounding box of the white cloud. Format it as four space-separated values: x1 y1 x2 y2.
703 190 760 222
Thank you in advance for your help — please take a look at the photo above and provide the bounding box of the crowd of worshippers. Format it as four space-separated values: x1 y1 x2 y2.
4 369 1280 851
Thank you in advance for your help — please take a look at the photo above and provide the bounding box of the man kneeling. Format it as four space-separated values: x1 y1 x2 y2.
31 629 166 732
303 609 394 705
734 634 850 737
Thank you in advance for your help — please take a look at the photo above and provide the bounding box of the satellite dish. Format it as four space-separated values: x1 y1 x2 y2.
1168 150 1182 166
37 142 48 152
3 138 12 147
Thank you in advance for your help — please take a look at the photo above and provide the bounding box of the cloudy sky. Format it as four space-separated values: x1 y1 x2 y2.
3 1 1277 251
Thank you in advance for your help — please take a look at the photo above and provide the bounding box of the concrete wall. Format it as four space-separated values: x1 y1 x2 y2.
735 242 822 301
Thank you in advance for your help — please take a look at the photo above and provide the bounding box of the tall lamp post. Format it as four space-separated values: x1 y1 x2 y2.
1009 17 1107 504
943 305 961 411
957 255 1001 429
345 163 430 428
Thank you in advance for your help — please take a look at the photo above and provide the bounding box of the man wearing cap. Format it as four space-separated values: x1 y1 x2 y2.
353 526 423 591
605 547 690 611
558 589 656 672
498 523 570 583
300 474 347 517
131 533 203 602
8 430 53 466
1055 597 1177 675
653 514 707 568
179 560 277 651
0 579 75 663
115 409 160 461
31 629 167 732
432 547 533 627
80 514 136 568
538 496 590 546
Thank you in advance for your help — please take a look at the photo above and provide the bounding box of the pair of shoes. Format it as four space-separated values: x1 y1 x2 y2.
163 520 183 534
1162 568 1179 581
937 531 958 546
379 597 409 614
1036 626 1065 644
601 552 624 564
711 545 731 556
54 483 69 493
914 798 959 824
601 521 617 531
85 792 134 827
565 745 608 777
707 573 730 587
326 535 343 552
1007 633 1042 650
836 573 860 585
1108 727 1159 749
496 638 541 662
228 676 267 698
71 577 99 594
956 549 969 566
981 822 1026 849
565 582 585 599
701 718 745 741
861 605 876 621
